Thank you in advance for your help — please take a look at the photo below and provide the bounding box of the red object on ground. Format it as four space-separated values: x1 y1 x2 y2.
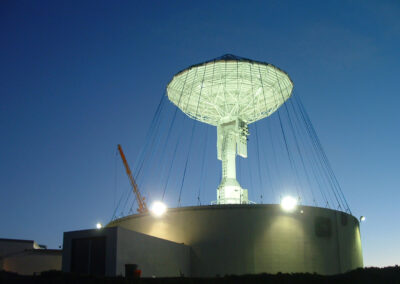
134 269 142 278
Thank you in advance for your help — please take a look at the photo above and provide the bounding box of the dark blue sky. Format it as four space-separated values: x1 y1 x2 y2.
1 0 399 267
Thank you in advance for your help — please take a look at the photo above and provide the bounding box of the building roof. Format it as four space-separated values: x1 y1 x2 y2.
0 238 34 244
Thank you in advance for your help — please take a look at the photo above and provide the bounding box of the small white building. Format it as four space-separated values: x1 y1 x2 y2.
62 226 190 277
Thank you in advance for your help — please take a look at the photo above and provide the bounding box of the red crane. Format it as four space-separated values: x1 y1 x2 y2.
117 144 148 214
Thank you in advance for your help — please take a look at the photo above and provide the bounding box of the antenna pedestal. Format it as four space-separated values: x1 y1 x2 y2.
216 119 249 204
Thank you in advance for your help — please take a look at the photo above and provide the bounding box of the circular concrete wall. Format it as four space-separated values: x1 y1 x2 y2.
108 204 363 276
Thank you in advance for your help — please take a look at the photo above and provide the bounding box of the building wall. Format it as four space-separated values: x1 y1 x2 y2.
62 227 190 277
2 251 61 275
0 239 60 275
116 227 190 277
62 228 118 276
108 204 363 277
0 239 34 258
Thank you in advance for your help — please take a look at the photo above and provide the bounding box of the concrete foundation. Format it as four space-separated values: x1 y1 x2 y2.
108 204 363 276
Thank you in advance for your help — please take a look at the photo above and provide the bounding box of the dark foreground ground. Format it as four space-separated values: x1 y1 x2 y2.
1 267 400 284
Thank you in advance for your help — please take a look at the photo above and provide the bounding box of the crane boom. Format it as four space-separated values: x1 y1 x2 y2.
117 144 147 213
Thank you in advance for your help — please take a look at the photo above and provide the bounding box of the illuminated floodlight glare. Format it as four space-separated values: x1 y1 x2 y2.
281 196 298 212
150 201 167 217
96 223 103 229
360 216 366 222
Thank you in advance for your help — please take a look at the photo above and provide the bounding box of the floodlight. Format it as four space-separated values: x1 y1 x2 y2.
281 196 298 212
96 222 103 229
150 201 167 217
360 216 366 222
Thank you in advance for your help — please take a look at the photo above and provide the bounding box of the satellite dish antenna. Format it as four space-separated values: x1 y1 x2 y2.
167 54 293 204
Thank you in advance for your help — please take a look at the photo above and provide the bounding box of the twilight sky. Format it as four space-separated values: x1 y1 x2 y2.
1 0 400 267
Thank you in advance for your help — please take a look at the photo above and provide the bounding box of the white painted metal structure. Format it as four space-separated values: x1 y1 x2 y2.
167 55 293 204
